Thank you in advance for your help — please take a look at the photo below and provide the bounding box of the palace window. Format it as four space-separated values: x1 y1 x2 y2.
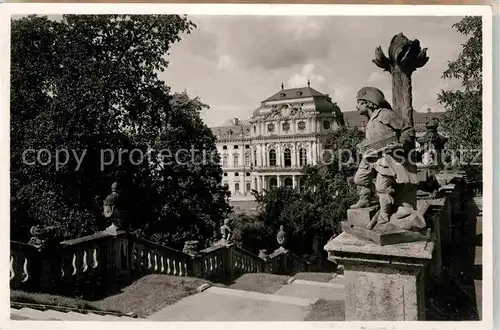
284 148 292 167
269 149 277 166
235 183 240 194
233 154 239 167
245 155 251 167
246 182 251 192
246 172 251 176
223 181 229 187
268 123 275 132
235 172 239 176
245 144 250 149
269 178 278 189
282 122 290 132
298 121 306 131
234 145 239 149
284 178 293 188
323 121 331 130
222 145 227 150
299 148 308 166
222 155 228 167
223 172 228 177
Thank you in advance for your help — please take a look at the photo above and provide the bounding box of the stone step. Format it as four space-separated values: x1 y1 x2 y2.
147 290 312 321
329 274 345 285
11 308 59 321
10 307 138 321
275 281 345 302
292 279 344 289
205 286 317 306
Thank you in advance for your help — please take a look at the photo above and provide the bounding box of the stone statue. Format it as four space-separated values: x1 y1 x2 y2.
103 182 122 228
28 225 56 249
276 225 286 249
351 86 420 228
417 118 448 167
219 218 233 244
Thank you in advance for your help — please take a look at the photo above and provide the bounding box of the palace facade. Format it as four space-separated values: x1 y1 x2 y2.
211 84 343 200
211 84 444 201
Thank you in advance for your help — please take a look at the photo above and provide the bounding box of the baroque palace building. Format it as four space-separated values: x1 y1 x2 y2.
211 82 344 200
211 83 443 201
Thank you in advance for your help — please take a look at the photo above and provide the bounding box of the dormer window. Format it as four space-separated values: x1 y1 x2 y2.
296 91 303 97
323 121 331 130
268 123 275 132
280 92 286 98
298 121 306 131
282 122 290 132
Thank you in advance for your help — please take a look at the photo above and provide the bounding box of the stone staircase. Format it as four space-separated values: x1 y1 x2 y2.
147 274 346 321
10 306 139 321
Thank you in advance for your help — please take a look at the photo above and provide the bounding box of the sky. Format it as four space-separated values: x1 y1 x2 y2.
160 15 467 127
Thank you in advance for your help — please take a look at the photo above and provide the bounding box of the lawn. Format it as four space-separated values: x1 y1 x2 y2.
228 273 290 294
12 274 217 318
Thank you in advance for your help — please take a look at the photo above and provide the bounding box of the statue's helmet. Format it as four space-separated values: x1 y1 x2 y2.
356 87 391 109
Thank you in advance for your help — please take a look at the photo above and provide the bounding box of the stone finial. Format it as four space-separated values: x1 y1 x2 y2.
183 240 201 256
28 225 55 249
258 249 269 260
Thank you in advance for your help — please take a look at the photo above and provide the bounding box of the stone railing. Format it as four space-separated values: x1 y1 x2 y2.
10 241 40 291
10 229 310 296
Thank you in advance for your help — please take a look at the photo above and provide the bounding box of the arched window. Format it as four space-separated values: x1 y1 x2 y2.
245 154 251 167
269 177 278 189
222 155 228 167
299 148 308 166
233 154 239 167
284 148 292 167
284 178 293 188
269 149 277 166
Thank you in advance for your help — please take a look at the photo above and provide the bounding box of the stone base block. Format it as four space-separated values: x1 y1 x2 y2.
342 221 431 246
347 206 379 228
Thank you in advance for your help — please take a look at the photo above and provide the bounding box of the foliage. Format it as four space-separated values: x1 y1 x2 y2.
438 16 482 182
11 15 231 248
250 125 364 260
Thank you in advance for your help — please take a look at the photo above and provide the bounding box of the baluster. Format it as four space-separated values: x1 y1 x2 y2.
173 259 177 275
140 249 144 267
154 254 158 272
167 258 172 274
82 250 88 272
183 262 188 276
92 248 98 269
178 261 183 276
71 253 77 275
214 255 218 270
160 256 165 273
147 252 152 270
204 259 208 273
21 258 29 283
10 256 14 281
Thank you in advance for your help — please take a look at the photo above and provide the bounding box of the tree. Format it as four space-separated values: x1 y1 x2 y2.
11 15 231 248
437 16 482 181
250 125 364 261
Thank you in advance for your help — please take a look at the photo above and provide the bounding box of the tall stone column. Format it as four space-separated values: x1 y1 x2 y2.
277 175 281 187
292 175 297 188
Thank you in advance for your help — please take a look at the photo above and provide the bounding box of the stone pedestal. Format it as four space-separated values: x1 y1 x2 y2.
324 232 435 321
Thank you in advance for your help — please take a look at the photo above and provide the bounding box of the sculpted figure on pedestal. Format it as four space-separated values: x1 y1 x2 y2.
350 87 424 231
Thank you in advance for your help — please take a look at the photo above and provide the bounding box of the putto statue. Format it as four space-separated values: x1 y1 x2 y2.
276 225 287 250
219 218 233 244
103 182 122 228
346 87 427 240
417 117 448 167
